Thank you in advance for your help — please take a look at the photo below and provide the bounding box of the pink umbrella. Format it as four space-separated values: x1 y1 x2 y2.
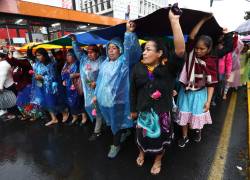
241 35 250 42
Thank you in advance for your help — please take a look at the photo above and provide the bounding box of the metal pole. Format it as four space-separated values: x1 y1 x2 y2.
27 20 33 43
210 0 213 7
5 25 11 45
72 0 76 10
46 26 51 41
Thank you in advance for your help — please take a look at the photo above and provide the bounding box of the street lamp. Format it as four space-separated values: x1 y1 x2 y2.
210 0 223 7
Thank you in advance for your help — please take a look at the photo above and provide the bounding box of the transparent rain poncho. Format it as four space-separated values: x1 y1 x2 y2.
30 61 59 113
95 32 141 134
72 41 105 121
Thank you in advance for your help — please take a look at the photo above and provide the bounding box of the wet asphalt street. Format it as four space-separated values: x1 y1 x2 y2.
0 88 248 180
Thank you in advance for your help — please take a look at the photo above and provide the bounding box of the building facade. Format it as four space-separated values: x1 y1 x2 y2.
79 0 168 19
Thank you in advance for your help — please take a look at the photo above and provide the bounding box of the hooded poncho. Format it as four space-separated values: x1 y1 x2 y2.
95 32 141 134
72 41 105 121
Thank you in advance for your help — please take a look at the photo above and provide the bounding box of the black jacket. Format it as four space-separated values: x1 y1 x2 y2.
130 53 184 113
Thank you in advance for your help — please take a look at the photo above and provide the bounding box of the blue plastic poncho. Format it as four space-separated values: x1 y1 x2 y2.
95 32 141 134
72 41 105 121
61 61 85 115
31 61 60 113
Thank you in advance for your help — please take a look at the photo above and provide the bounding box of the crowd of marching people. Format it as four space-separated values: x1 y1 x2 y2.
0 8 250 175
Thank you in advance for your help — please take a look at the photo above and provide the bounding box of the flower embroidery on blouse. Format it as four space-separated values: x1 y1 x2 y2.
151 90 162 100
86 64 92 71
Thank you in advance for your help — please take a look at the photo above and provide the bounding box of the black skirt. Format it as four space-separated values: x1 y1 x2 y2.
136 112 173 154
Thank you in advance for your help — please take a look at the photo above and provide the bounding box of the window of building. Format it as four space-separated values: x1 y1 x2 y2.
100 0 104 11
107 0 111 9
84 2 88 12
148 2 151 14
140 0 143 14
94 0 99 12
89 1 93 13
144 1 147 15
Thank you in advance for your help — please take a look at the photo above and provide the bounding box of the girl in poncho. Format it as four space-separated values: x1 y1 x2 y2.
177 17 234 147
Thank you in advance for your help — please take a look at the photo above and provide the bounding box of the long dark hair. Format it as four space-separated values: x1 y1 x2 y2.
35 48 51 64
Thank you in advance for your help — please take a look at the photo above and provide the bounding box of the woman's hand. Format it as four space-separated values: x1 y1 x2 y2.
90 81 96 89
130 112 138 120
126 21 136 32
92 96 97 104
7 51 13 59
35 74 43 81
70 73 79 79
62 80 66 86
161 58 168 65
173 90 178 97
223 27 229 34
69 34 76 41
9 46 15 52
169 9 181 22
203 101 211 112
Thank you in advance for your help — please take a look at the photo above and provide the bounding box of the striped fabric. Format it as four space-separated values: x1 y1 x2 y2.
179 50 218 91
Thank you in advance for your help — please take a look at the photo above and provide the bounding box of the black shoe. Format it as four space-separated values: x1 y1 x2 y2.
194 130 201 142
88 132 101 141
68 120 78 126
178 137 189 148
79 121 88 127
4 114 16 122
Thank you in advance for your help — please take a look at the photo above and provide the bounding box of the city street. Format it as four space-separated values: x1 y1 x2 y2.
0 1 249 180
0 88 248 180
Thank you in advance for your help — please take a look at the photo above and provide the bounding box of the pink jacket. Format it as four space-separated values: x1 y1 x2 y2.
218 52 232 76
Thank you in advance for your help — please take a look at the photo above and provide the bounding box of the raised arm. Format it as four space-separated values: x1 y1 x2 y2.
123 21 141 68
169 9 185 57
189 15 213 40
27 45 36 63
70 35 87 61
7 52 32 71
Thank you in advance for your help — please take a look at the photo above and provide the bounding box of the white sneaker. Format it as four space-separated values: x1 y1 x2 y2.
0 110 7 117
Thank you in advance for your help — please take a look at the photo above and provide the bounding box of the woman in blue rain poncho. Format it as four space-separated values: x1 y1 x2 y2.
61 49 86 125
31 48 61 126
94 21 141 158
70 36 105 140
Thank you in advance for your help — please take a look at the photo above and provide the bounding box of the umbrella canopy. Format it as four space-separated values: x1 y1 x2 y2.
17 42 74 52
235 19 250 34
241 35 250 42
43 7 223 46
